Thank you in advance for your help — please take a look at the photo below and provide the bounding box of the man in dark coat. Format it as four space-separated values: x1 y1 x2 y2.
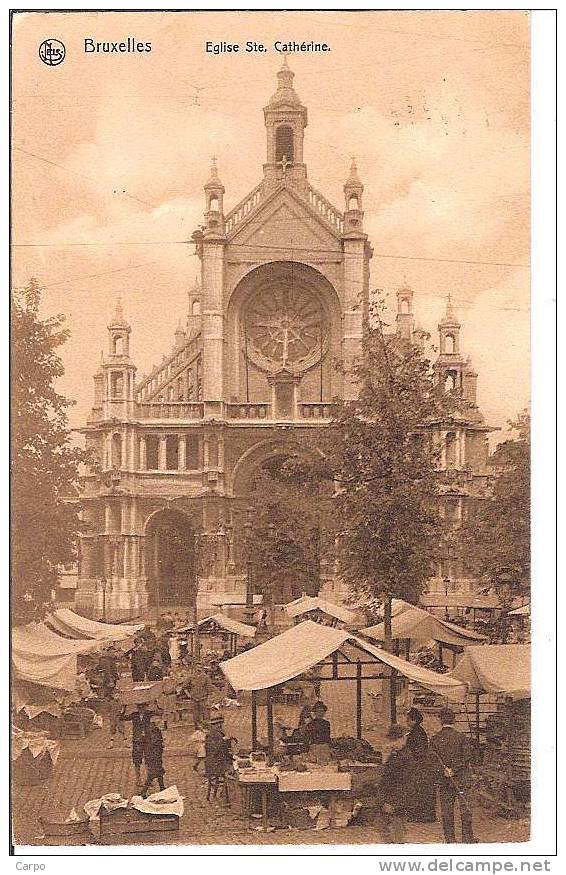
204 715 232 800
378 724 415 843
141 719 166 797
121 703 154 789
130 641 149 683
430 708 476 843
403 707 436 823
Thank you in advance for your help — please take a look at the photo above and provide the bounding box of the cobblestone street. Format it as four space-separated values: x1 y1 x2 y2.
13 681 530 849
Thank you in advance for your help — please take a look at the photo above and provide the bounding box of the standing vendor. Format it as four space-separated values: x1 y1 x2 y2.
304 700 331 765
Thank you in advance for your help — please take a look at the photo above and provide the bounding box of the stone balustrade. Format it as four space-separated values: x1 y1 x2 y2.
307 184 344 233
225 182 264 234
226 402 271 420
137 401 204 419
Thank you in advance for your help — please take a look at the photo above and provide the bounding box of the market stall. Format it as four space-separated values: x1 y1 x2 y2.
419 593 501 630
12 726 61 785
221 620 468 753
45 609 143 642
220 621 468 831
177 613 256 657
360 601 486 666
285 596 358 628
12 623 102 692
448 644 531 817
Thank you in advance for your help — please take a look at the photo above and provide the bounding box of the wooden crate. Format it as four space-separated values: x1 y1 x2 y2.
98 806 179 844
38 817 94 846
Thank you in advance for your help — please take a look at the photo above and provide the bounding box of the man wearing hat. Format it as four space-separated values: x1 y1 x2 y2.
204 714 232 800
190 665 213 729
304 701 331 765
430 708 476 843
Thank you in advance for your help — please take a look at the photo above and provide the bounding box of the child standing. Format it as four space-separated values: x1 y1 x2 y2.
188 727 207 774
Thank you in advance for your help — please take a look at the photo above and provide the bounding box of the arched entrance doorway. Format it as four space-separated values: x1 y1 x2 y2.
232 440 333 604
145 509 196 608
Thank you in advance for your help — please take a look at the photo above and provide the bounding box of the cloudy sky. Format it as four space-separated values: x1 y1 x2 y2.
11 10 530 442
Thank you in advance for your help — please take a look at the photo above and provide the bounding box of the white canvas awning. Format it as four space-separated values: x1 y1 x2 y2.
46 609 143 641
201 614 257 638
448 644 530 699
220 620 468 701
177 613 256 638
361 604 486 648
508 604 530 617
285 596 357 625
12 623 101 691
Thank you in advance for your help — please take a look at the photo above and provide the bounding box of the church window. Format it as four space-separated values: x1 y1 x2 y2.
111 433 122 468
400 298 410 314
445 432 458 469
444 371 457 393
209 195 219 212
112 335 124 355
166 435 179 470
208 436 219 468
192 299 201 316
168 385 174 401
110 372 123 397
146 436 159 470
186 435 199 469
275 125 294 163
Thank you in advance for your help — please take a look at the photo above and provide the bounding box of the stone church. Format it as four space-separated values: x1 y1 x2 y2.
76 61 492 620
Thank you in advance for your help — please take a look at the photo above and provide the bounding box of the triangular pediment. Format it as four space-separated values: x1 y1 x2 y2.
228 184 343 253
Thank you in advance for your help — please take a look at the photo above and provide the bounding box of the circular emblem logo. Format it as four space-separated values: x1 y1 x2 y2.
38 39 66 67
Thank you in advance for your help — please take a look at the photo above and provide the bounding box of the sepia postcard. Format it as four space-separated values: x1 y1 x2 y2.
9 7 556 860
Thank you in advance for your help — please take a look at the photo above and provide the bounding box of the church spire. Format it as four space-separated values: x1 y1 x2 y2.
263 60 308 190
203 157 225 235
343 158 365 235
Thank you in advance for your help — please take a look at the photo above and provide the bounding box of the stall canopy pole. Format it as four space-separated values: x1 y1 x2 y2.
267 691 274 758
356 660 363 739
251 690 258 750
390 668 398 725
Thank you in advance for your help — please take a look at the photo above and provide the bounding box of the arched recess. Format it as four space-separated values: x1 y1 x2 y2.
144 508 196 607
225 261 343 404
231 439 331 602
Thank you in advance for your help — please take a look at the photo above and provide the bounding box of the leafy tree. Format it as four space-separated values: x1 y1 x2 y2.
243 454 332 620
461 411 530 603
11 279 85 623
320 303 454 611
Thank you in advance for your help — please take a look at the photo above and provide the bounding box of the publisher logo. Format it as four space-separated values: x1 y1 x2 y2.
39 39 66 66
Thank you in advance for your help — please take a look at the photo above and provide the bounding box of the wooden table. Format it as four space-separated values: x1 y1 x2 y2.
232 771 278 831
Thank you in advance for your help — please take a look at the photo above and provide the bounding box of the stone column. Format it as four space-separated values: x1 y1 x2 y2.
158 435 167 470
342 238 368 400
178 435 187 470
139 436 147 470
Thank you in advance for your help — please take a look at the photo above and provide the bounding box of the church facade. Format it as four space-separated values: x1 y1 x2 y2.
76 61 492 620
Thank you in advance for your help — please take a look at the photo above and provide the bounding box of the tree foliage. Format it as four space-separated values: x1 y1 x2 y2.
244 454 332 606
11 279 85 621
461 411 530 602
319 304 455 607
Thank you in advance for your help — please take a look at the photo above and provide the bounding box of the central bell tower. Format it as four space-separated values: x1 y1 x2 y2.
263 57 308 193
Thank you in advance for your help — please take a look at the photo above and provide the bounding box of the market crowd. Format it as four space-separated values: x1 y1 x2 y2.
72 613 478 843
